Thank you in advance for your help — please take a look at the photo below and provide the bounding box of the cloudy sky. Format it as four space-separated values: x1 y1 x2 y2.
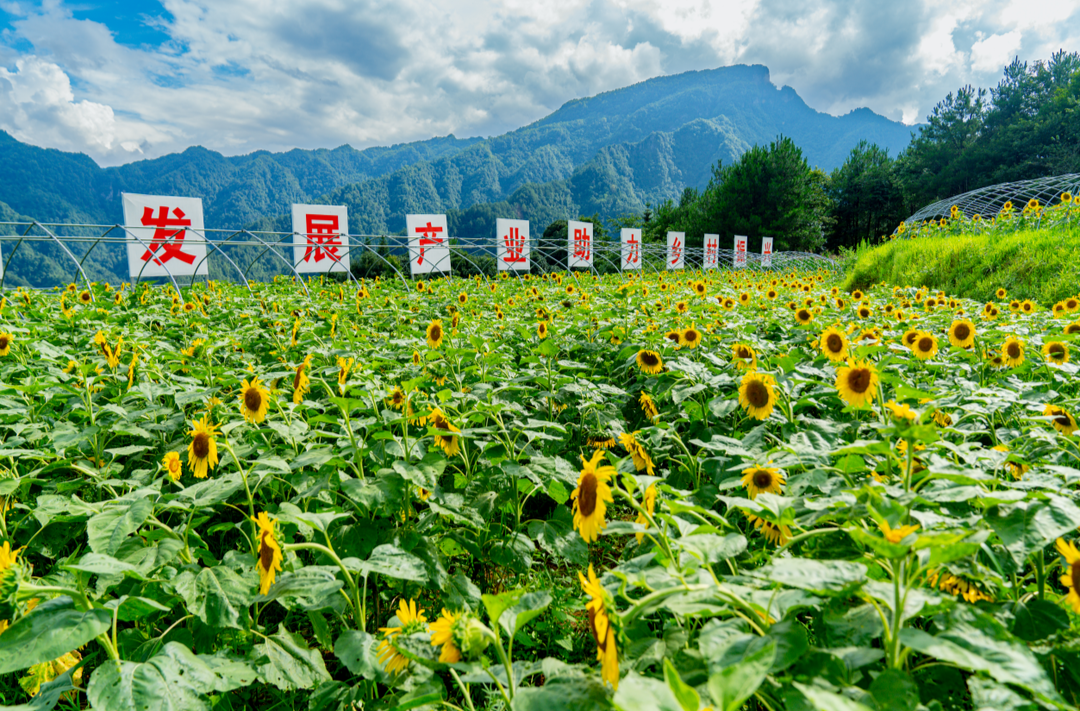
1 0 1077 166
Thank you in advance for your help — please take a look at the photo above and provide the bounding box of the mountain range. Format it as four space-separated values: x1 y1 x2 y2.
0 64 918 286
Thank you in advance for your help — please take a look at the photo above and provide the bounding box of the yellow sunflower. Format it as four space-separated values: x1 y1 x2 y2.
426 319 445 348
1042 341 1070 365
1001 337 1025 367
635 485 657 544
1044 404 1078 435
738 369 776 421
429 609 462 663
377 599 428 674
429 408 461 457
293 354 312 405
635 349 663 375
572 450 615 543
835 359 879 408
885 400 917 423
732 343 758 370
580 564 619 689
818 326 848 362
1056 539 1080 613
740 466 784 498
948 320 975 349
911 332 939 360
794 307 814 325
880 520 919 544
618 432 655 476
239 377 271 423
0 333 12 357
678 324 702 349
161 451 183 481
187 415 219 479
252 511 283 595
537 322 549 339
639 392 659 420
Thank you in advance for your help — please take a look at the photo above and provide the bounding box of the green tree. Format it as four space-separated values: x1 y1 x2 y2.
827 141 906 249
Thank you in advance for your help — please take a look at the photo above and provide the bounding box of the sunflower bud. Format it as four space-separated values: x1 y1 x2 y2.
458 615 494 657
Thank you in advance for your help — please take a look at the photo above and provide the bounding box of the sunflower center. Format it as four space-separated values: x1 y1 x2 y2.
578 473 598 517
954 323 970 340
259 532 275 572
847 368 871 394
1006 342 1021 359
0 336 8 350
685 330 699 343
1049 343 1065 358
293 365 305 391
433 414 449 431
745 379 770 408
826 334 843 353
736 346 751 359
192 432 211 459
665 332 680 342
752 470 774 489
917 336 934 352
797 309 810 320
430 325 442 342
1055 411 1071 427
641 351 659 367
244 388 263 412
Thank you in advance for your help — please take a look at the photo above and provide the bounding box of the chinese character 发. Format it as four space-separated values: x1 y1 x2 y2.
303 214 343 263
670 236 683 265
504 227 525 264
415 222 445 266
573 228 591 261
139 206 196 265
625 234 640 265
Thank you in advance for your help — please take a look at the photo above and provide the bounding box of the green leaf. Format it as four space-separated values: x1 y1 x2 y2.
512 675 612 711
707 639 775 711
497 591 552 639
86 642 238 711
868 669 921 711
252 626 332 691
678 533 747 564
1 667 79 711
257 567 344 612
86 497 153 555
613 671 683 711
754 558 867 594
1006 599 1069 642
333 629 386 681
663 659 700 711
528 517 588 566
172 565 254 630
176 472 244 508
792 682 875 711
350 544 428 582
985 495 1080 566
0 596 111 674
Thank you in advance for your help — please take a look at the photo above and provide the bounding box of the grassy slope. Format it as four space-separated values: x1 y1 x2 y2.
842 222 1080 304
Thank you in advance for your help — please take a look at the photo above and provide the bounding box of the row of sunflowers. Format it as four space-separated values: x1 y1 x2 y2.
0 263 1078 710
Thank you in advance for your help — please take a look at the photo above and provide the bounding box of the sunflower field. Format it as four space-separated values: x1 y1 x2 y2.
1 264 1080 711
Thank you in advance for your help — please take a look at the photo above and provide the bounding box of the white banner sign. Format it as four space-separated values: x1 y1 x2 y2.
734 235 748 269
568 220 593 269
406 214 450 276
497 218 530 271
703 234 719 270
666 231 684 270
123 193 208 279
620 228 641 270
292 204 349 273
761 236 774 268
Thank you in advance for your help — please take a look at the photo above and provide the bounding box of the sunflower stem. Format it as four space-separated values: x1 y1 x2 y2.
448 668 478 711
284 542 362 623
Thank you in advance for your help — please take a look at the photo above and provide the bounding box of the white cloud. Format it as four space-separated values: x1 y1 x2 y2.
0 0 1078 163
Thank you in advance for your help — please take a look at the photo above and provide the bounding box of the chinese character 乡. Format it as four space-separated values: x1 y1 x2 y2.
626 234 640 265
573 229 591 260
415 222 444 266
670 236 683 265
504 227 525 263
303 214 343 263
139 206 196 265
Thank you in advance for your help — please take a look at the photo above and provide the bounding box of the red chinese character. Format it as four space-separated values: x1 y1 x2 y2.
670 236 683 266
572 228 591 261
705 237 718 263
625 234 640 265
503 227 526 264
139 206 196 265
415 221 444 266
302 214 343 263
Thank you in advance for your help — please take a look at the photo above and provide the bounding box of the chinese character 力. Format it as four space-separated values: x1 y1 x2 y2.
625 234 640 265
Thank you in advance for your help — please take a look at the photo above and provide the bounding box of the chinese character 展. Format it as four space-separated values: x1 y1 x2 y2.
303 214 343 263
139 206 196 265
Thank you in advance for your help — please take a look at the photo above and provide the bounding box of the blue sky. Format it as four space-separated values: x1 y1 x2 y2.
1 0 1078 166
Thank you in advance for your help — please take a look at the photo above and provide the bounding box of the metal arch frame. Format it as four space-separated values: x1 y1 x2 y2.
229 229 312 298
29 222 95 300
354 236 411 288
901 173 1080 230
129 226 190 300
184 230 256 297
285 230 363 290
0 222 36 294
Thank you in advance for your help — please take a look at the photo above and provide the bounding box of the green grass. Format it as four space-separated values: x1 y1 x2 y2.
842 222 1080 304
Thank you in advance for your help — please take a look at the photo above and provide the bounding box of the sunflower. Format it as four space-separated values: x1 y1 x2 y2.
580 564 619 689
885 400 917 423
1066 297 1079 313
948 320 975 349
252 511 283 595
618 432 655 476
664 329 681 345
187 415 220 479
635 485 657 544
161 451 183 481
740 466 784 498
457 292 468 305
1044 404 1078 435
1001 337 1025 367
78 290 92 304
429 609 462 663
0 333 12 357
731 343 757 370
738 369 776 420
835 359 879 408
239 377 270 423
426 319 445 348
293 354 312 405
386 386 407 410
678 325 702 349
1021 299 1035 314
572 450 615 543
415 280 426 293
1042 341 1070 365
879 520 919 544
1065 322 1080 335
537 322 549 339
337 356 355 394
756 519 791 546
429 408 461 457
912 332 938 360
818 326 848 362
851 290 864 300
675 301 688 314
639 392 659 420
794 308 814 325
692 281 707 296
901 328 920 348
635 350 663 375
857 304 872 319
1056 539 1080 613
377 599 428 674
